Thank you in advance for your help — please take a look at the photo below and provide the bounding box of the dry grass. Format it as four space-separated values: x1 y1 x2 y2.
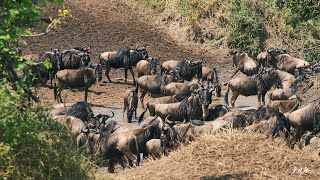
98 130 320 179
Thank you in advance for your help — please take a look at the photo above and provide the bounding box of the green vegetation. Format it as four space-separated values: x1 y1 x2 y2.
0 0 95 179
132 0 320 61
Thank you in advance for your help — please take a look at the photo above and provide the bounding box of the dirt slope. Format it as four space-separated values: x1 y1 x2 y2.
24 0 232 108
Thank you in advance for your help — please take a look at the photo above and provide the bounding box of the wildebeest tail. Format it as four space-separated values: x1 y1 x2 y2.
224 82 230 106
138 102 149 124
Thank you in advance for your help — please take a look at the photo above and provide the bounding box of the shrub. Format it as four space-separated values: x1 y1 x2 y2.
227 0 267 57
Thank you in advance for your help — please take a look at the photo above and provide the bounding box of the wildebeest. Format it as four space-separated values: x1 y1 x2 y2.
140 85 214 121
145 123 175 158
202 67 221 97
165 116 230 143
163 81 198 96
136 71 181 108
282 98 320 147
246 112 290 138
206 104 230 121
160 58 203 81
136 56 160 77
160 60 180 74
123 88 138 123
269 81 298 101
267 49 310 76
267 98 301 116
54 65 103 103
92 124 160 173
215 106 270 128
26 62 49 86
91 131 140 173
59 50 91 70
100 46 148 84
269 70 299 101
144 94 187 116
225 50 258 84
24 48 61 87
224 68 281 107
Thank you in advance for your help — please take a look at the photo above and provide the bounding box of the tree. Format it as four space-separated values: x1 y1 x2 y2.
0 1 94 178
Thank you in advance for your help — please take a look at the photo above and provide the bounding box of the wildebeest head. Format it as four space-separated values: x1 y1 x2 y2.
79 52 91 67
148 56 160 75
187 59 203 79
258 67 282 89
270 112 291 139
193 85 214 107
229 50 242 67
168 70 183 82
136 46 149 59
266 48 288 67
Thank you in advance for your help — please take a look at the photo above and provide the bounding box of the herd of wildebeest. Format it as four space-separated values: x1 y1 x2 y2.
24 45 320 173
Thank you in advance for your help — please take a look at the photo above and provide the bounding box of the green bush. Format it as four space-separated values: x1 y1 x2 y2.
0 86 95 179
0 0 95 179
227 0 266 57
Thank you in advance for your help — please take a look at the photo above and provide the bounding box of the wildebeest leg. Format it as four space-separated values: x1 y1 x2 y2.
261 93 266 106
58 88 63 103
108 158 116 173
123 100 127 117
105 66 112 83
230 91 239 108
124 68 128 84
84 87 88 102
123 151 138 167
257 93 262 106
129 68 136 85
140 90 147 109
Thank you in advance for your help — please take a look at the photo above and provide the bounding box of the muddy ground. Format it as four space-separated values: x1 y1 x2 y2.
26 0 257 117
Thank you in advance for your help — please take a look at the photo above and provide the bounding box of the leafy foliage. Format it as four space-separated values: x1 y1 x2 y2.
227 0 267 57
0 0 95 179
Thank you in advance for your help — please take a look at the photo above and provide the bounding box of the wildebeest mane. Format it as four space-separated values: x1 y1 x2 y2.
67 101 93 122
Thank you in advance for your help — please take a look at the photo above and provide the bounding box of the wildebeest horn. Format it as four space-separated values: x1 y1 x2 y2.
108 111 115 118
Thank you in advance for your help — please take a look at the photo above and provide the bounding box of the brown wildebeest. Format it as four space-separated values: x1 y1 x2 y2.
283 98 320 148
246 112 290 138
59 50 91 70
206 104 230 121
160 58 203 81
267 49 310 76
136 70 181 108
54 65 102 103
267 98 301 116
224 68 281 107
225 50 258 85
140 85 214 121
100 47 148 84
163 81 198 96
24 48 61 87
145 123 175 158
91 131 140 173
269 70 299 101
144 95 187 116
123 88 138 123
214 106 270 128
202 67 221 97
136 56 160 77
